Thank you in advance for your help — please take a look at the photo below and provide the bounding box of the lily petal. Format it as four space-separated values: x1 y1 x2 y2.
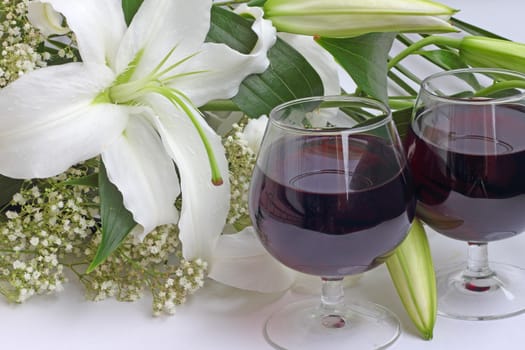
240 115 269 155
27 2 70 36
0 63 128 178
166 5 277 106
116 0 212 78
147 95 230 262
41 0 126 67
209 227 296 293
278 33 341 95
101 113 180 239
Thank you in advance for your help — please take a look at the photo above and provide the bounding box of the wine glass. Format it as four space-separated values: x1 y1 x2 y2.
249 96 415 349
406 68 525 320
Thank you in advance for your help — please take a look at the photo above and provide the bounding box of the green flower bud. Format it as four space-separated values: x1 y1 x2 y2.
263 0 458 38
460 36 525 74
386 219 437 340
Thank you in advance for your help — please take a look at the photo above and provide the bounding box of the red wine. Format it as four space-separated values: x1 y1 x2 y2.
407 103 525 242
249 135 415 277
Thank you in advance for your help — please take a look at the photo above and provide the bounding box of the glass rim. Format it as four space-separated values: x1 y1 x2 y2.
269 95 392 135
420 67 525 105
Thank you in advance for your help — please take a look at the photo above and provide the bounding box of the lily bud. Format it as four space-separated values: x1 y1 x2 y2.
27 2 70 37
263 0 457 38
460 36 525 74
386 219 437 340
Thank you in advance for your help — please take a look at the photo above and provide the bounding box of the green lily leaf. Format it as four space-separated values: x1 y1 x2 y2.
207 5 323 118
87 161 137 273
0 175 23 208
451 17 508 40
392 107 413 141
233 38 324 118
317 33 396 104
207 5 258 55
417 49 480 90
121 0 144 25
61 173 99 187
417 49 468 71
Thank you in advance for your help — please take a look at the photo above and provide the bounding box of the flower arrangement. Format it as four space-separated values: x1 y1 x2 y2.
1 0 524 338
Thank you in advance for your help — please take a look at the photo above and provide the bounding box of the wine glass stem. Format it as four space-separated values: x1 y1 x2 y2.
465 242 493 279
321 277 344 315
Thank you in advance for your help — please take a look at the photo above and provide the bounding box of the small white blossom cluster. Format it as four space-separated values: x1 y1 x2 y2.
152 258 208 316
0 160 207 315
0 163 97 302
84 224 208 316
223 121 257 230
0 0 48 87
0 0 77 87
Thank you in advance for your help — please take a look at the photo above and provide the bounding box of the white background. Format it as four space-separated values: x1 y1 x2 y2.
2 1 525 349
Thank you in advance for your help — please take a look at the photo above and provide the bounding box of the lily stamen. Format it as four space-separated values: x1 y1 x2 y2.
104 46 223 186
147 86 224 186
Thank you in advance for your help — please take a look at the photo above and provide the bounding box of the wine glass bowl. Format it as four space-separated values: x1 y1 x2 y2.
249 96 415 349
406 68 525 320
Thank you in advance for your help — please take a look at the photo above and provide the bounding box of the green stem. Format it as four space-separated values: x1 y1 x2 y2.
0 203 11 213
388 36 462 70
63 262 87 280
117 251 160 278
201 99 241 112
213 0 250 6
0 248 38 254
396 34 448 70
389 98 416 110
391 61 423 87
388 70 418 96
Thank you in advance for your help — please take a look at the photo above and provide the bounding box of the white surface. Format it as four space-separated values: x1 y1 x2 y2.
2 1 525 349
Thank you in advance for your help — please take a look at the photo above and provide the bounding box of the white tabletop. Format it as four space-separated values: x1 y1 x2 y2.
2 1 524 349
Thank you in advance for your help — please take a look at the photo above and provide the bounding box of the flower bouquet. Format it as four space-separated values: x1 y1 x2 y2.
1 0 524 339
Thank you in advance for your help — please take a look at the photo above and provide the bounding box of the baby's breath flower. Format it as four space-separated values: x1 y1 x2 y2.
223 119 258 229
0 0 46 87
0 0 77 87
0 159 206 314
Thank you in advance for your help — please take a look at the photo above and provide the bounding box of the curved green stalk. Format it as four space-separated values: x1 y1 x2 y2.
201 99 240 111
388 36 462 70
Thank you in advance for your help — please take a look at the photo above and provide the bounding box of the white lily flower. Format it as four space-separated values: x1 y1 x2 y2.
209 18 343 292
27 2 70 36
0 0 276 263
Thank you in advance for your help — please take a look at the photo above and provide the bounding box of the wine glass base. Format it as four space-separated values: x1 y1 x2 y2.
437 262 525 320
264 298 400 350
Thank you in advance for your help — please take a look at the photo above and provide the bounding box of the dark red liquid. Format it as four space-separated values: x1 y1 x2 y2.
406 103 525 242
249 135 415 277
